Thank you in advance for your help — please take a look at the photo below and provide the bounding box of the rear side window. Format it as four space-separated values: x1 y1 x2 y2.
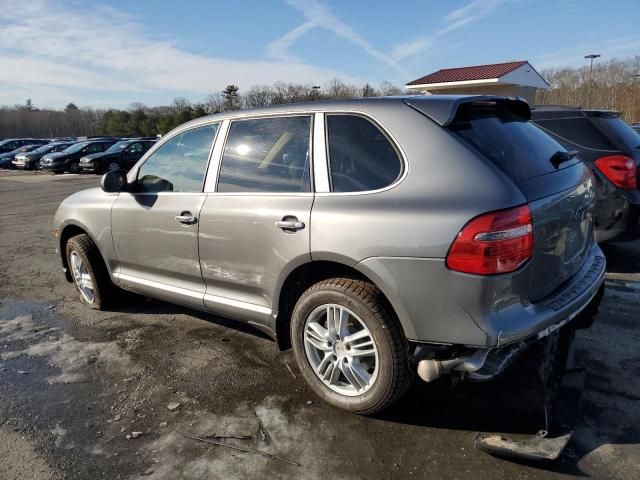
218 116 311 193
450 107 576 182
138 124 217 192
326 115 402 192
533 117 614 150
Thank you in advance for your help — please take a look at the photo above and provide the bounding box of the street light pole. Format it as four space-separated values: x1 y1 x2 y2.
582 53 601 108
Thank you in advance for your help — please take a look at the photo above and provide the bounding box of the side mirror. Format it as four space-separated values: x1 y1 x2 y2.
101 170 129 193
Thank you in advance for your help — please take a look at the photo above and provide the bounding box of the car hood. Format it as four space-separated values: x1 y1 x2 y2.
42 152 68 161
84 151 117 161
20 151 43 159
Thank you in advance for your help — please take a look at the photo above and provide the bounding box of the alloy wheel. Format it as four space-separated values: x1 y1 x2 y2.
70 250 94 303
303 304 379 396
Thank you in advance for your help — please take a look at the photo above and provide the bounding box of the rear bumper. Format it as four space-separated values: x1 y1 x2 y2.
484 243 605 347
357 242 605 348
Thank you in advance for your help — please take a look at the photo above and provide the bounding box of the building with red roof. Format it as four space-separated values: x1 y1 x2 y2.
406 60 549 104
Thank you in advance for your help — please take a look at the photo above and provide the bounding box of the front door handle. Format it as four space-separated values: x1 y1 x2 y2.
175 212 197 225
275 220 305 231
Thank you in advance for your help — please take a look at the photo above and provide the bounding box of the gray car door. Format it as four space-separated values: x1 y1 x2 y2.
110 124 218 309
198 116 314 329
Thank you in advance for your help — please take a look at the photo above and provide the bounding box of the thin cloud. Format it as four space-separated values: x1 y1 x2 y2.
268 0 404 74
391 0 506 61
533 35 640 69
267 20 318 62
0 0 356 108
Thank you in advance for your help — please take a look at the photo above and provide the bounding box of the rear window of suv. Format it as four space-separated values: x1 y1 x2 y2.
450 106 578 182
532 116 614 150
591 116 640 151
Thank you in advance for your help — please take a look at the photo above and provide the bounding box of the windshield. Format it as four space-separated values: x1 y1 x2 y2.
105 141 130 154
63 142 88 153
450 106 578 182
31 144 54 154
32 143 64 154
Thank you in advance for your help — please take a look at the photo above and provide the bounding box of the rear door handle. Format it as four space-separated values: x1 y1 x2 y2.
275 220 305 231
175 212 197 225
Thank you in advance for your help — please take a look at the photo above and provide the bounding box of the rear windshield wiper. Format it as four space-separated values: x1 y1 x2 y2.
549 150 579 168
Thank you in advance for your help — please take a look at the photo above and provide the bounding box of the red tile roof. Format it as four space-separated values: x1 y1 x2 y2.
407 61 529 86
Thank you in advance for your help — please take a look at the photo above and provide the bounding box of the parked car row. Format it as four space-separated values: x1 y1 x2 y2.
0 136 157 173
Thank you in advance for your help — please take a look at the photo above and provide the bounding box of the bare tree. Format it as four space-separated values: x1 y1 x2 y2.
537 56 640 123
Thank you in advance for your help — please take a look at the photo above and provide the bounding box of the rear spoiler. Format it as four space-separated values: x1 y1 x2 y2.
403 95 531 126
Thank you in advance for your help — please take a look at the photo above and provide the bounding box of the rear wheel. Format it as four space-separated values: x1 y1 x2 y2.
291 278 412 414
68 161 80 173
65 234 114 310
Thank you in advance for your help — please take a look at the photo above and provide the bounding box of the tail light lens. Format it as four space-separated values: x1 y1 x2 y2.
595 155 636 189
446 205 533 275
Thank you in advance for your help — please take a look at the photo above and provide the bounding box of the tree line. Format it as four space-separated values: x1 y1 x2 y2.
0 80 407 138
536 56 640 123
2 57 639 139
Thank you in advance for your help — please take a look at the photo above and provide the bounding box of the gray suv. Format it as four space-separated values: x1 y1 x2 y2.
53 96 605 414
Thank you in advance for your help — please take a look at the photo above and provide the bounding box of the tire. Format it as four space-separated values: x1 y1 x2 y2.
105 161 121 173
68 161 80 174
291 278 412 415
65 234 114 310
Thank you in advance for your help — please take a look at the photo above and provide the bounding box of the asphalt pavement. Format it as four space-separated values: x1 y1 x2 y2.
1 170 639 480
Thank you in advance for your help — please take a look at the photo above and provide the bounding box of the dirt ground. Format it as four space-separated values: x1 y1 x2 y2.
1 170 639 480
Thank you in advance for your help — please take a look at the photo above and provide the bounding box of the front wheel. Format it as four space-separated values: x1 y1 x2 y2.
105 161 121 173
65 234 114 310
291 278 412 415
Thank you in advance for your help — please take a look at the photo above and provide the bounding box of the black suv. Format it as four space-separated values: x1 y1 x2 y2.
531 106 640 242
0 138 49 154
40 140 116 173
79 139 156 174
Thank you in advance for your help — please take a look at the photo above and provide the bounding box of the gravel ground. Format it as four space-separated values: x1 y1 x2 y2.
0 169 639 480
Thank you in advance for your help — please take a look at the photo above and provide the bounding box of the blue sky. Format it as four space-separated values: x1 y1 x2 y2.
1 0 639 108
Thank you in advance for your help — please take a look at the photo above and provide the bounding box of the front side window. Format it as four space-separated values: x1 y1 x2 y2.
137 124 218 193
326 115 402 192
217 116 312 193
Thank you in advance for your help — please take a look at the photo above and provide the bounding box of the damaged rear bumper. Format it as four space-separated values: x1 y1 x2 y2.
413 282 605 383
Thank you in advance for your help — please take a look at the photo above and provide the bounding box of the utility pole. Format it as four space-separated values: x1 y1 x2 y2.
581 53 600 108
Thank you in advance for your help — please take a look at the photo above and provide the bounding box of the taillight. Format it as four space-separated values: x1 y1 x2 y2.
446 205 533 275
595 155 636 189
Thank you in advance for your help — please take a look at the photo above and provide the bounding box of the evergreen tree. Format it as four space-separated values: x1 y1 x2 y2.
222 85 241 111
